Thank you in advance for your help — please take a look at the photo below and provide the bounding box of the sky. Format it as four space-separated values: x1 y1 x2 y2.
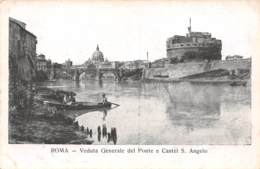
9 1 259 65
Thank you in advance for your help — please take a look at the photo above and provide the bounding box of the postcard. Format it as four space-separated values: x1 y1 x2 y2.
0 0 260 169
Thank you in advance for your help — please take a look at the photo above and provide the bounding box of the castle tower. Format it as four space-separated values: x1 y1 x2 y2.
166 18 222 62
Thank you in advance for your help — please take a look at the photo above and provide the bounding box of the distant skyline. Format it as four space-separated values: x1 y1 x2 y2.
9 1 259 65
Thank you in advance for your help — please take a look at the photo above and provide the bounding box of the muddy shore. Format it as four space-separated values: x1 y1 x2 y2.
9 87 94 144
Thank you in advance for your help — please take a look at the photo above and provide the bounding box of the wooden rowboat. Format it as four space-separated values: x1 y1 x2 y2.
230 81 247 87
44 101 112 110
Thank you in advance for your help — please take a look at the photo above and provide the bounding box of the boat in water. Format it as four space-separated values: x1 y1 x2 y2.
44 101 112 110
230 81 247 87
36 87 115 111
35 87 77 103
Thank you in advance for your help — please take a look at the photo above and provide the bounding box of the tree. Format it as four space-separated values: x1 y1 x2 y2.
35 70 48 81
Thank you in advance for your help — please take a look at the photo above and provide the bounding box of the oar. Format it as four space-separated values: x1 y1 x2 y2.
110 102 120 106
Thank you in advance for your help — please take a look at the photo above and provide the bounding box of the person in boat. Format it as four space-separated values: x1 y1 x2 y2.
67 93 76 105
102 93 108 104
63 94 69 104
71 93 76 103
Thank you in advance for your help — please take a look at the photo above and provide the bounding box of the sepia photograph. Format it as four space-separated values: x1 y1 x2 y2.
7 1 254 146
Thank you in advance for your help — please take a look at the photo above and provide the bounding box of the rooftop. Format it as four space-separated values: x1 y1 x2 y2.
9 17 37 38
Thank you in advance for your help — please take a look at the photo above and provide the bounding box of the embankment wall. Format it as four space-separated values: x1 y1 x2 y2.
143 58 251 80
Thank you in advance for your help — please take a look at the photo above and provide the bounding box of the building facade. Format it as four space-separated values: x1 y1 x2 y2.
9 17 37 81
120 60 149 70
36 54 47 72
151 58 168 68
63 59 73 69
98 61 119 69
166 19 222 63
46 59 52 69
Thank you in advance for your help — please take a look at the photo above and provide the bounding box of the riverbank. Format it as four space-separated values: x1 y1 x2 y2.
143 78 249 85
9 85 94 144
143 67 250 85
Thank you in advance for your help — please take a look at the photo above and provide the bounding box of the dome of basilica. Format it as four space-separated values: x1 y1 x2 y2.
92 45 104 63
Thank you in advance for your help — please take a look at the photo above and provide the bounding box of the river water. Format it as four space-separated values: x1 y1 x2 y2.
40 80 251 145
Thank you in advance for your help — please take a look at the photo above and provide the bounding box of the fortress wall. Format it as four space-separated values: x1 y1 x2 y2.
210 58 251 70
167 47 199 58
143 68 169 80
167 47 221 60
166 62 207 79
144 58 251 80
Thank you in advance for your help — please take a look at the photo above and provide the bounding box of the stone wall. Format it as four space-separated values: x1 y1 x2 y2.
9 18 37 107
9 18 37 81
143 58 251 80
167 45 221 62
209 59 251 70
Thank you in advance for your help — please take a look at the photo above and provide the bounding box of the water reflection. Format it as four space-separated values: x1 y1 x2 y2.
42 80 251 145
98 80 103 88
73 107 119 144
75 81 80 88
165 82 221 130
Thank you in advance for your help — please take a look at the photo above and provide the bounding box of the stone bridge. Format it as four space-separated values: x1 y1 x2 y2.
70 67 143 81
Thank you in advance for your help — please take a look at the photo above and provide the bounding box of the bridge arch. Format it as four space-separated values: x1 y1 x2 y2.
97 69 119 81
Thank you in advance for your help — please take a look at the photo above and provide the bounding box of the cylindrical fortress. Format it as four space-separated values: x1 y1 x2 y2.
166 19 222 63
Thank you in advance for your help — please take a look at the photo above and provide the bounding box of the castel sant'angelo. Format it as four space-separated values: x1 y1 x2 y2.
166 18 222 63
144 18 251 80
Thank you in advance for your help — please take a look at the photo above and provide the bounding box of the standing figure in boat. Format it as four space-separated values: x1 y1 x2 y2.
63 94 69 104
102 93 108 104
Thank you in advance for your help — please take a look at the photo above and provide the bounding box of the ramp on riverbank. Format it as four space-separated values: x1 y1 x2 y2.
180 68 250 81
